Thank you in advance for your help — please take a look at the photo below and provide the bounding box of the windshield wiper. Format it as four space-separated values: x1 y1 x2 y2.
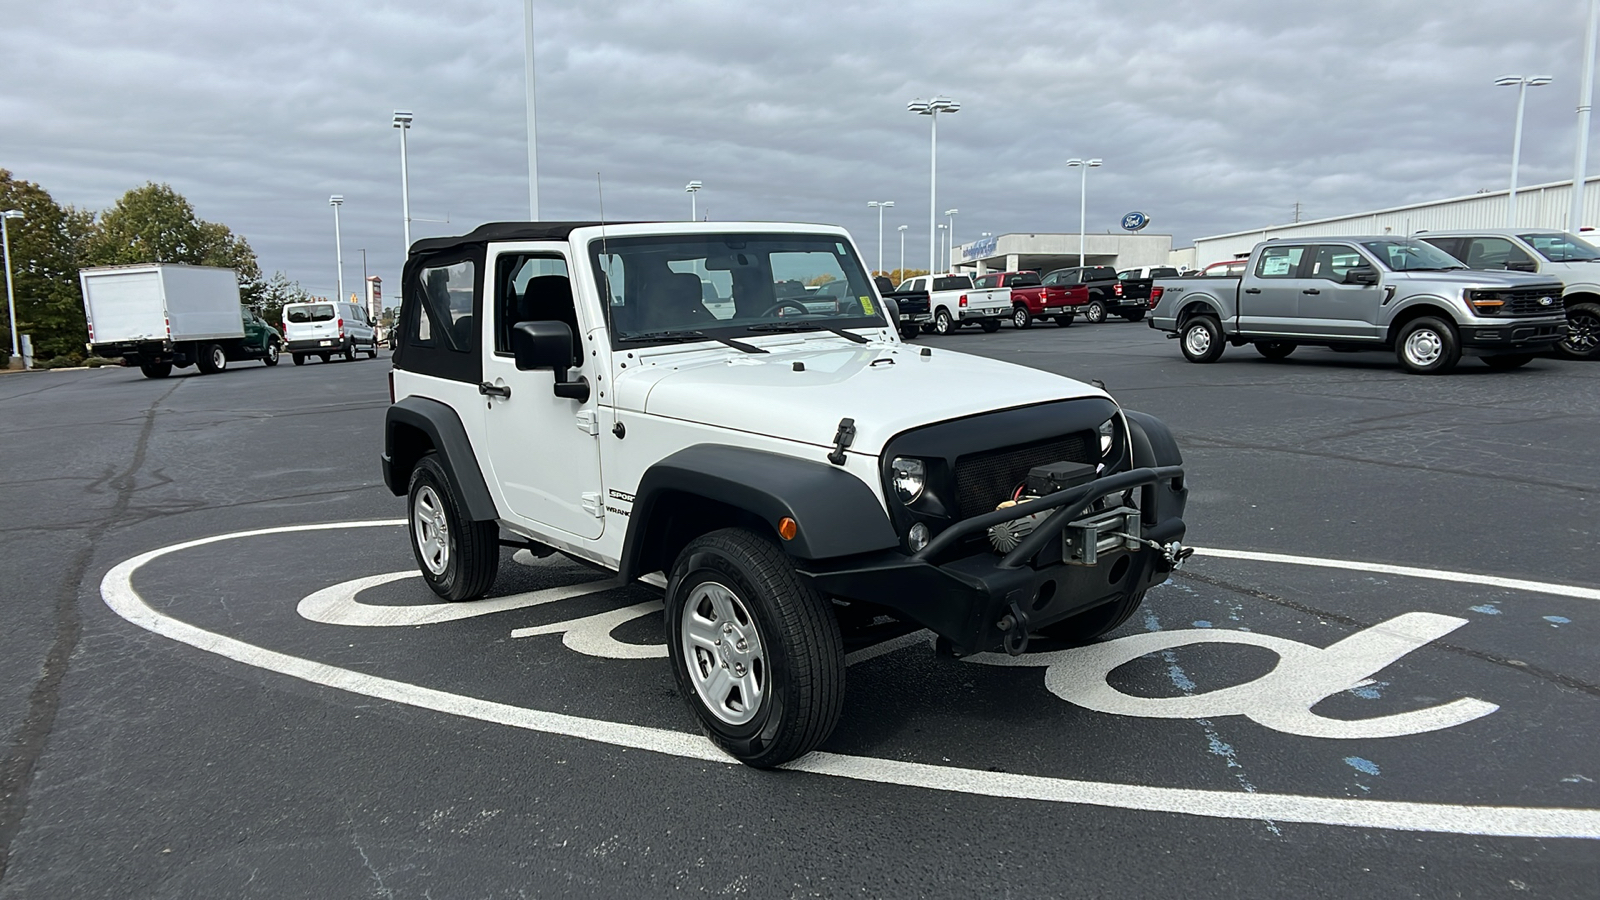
619 331 767 354
744 321 870 344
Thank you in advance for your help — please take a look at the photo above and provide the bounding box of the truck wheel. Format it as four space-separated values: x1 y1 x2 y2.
666 527 845 768
1396 316 1460 374
318 353 331 363
139 361 172 379
1483 353 1534 370
1179 315 1226 363
1085 300 1107 324
1012 305 1032 329
407 453 499 602
343 341 357 362
1254 340 1296 360
1055 314 1075 327
292 353 306 366
196 344 227 374
1555 301 1600 360
899 325 920 341
933 309 954 335
980 319 1001 333
1121 310 1146 323
367 340 380 359
1034 591 1146 645
263 341 281 366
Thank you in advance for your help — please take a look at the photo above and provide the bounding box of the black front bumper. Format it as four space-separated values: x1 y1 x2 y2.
802 465 1186 656
1458 318 1567 354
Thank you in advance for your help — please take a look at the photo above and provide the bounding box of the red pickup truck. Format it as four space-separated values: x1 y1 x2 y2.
974 270 1090 328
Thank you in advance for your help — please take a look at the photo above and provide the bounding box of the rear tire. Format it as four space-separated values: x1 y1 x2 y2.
1034 591 1146 644
1555 301 1600 360
980 319 1001 333
1254 340 1296 360
292 353 306 366
1084 300 1108 324
1012 305 1032 329
899 325 920 341
1179 315 1226 363
318 352 331 363
1483 353 1534 370
1121 310 1146 322
1395 316 1460 374
407 454 499 602
343 341 357 362
933 309 954 335
139 361 172 379
196 343 227 374
665 527 844 768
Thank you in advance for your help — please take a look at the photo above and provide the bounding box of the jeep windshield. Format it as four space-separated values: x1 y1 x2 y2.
590 233 887 345
1518 232 1600 262
1358 239 1468 272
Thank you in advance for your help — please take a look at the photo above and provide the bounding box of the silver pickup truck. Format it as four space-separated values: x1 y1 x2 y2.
1148 236 1568 374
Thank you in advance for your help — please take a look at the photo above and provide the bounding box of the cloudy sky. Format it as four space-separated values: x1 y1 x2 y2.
2 1 1593 296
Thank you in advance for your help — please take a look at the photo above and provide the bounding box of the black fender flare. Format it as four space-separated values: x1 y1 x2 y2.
1122 410 1187 538
382 397 498 522
619 444 900 581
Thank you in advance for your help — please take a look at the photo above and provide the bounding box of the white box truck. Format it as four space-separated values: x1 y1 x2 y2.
80 264 283 378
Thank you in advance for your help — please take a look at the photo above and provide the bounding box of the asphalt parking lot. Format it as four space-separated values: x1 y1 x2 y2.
1 324 1597 898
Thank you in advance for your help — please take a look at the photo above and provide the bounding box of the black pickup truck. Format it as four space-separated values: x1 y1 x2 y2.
876 274 932 339
1042 265 1150 323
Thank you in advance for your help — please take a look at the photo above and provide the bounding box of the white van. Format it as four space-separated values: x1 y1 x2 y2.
283 300 378 365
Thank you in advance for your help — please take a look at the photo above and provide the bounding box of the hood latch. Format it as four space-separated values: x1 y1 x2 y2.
827 418 856 465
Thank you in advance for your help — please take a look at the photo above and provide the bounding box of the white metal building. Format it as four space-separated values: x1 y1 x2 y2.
952 232 1173 275
1177 175 1600 268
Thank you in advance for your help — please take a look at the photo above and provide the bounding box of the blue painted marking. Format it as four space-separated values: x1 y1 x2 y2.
1468 604 1501 615
1544 615 1571 626
1344 756 1381 776
1192 620 1212 628
1348 680 1388 701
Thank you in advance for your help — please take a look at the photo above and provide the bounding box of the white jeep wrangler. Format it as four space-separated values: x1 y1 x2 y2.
383 221 1189 767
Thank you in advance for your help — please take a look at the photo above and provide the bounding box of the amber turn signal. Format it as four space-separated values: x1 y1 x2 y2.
777 517 798 541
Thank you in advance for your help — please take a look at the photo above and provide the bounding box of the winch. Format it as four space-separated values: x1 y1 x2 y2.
986 460 1147 565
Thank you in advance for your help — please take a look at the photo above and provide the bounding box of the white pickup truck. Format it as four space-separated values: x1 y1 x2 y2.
892 274 1010 335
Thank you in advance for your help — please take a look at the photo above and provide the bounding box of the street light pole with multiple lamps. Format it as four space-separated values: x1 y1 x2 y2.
329 195 345 304
1065 158 1102 267
1496 75 1553 227
907 96 960 276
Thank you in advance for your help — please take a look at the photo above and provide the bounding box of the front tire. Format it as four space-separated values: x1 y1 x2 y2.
1395 316 1460 374
666 528 844 768
899 325 920 341
1555 301 1600 360
1012 305 1032 329
196 343 227 374
1179 315 1226 363
1254 340 1296 360
367 339 380 359
139 361 172 379
1121 310 1146 322
263 341 281 366
292 353 306 366
933 309 954 335
1054 314 1075 327
407 454 499 601
1034 591 1146 645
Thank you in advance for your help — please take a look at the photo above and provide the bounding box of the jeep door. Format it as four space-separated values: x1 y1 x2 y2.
480 247 605 540
1239 243 1311 336
1296 244 1384 339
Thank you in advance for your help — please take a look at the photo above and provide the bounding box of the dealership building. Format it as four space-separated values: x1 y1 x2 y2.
1173 175 1600 269
951 231 1172 275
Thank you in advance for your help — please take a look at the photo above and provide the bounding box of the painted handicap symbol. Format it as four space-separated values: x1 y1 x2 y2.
971 613 1498 738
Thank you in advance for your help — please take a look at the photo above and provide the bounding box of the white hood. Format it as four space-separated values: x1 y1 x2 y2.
612 335 1108 456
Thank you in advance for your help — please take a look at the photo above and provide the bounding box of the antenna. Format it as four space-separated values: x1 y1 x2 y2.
596 172 614 306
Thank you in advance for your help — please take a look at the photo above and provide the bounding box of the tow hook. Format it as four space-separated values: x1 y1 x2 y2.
1110 532 1195 570
997 600 1031 656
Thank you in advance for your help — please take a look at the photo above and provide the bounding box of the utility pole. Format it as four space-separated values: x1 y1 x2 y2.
523 0 540 219
1293 201 1302 224
1573 0 1599 232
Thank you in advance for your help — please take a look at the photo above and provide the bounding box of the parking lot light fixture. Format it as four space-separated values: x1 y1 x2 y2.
329 195 345 304
908 96 960 276
898 224 908 279
685 181 703 221
392 111 414 251
2 209 21 365
1496 76 1553 226
1066 158 1102 266
868 201 895 273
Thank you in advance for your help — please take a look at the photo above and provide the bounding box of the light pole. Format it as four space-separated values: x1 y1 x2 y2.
1066 158 1102 266
393 110 414 251
867 200 895 273
1497 76 1553 227
1572 0 1599 232
945 208 958 271
897 224 907 279
2 209 21 367
686 181 702 221
937 224 947 272
358 248 369 315
908 96 960 277
522 0 539 219
329 195 345 303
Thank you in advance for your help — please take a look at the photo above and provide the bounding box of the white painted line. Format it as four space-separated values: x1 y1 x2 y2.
1192 547 1600 602
298 572 622 627
99 521 1600 840
844 629 934 667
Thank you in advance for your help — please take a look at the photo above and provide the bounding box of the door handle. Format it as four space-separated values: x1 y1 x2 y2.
478 382 511 399
1243 288 1262 294
1302 288 1321 295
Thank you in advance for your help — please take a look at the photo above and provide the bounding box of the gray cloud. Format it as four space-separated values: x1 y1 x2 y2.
1 0 1589 294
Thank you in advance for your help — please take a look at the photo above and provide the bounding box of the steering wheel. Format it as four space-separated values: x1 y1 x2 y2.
759 299 812 318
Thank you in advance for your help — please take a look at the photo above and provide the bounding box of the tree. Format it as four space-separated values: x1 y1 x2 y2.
86 183 264 303
0 170 89 360
255 271 314 330
805 273 837 287
886 268 928 285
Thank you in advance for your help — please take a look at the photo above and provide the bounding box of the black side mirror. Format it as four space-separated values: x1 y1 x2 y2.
1505 260 1538 273
1344 266 1380 285
511 321 590 402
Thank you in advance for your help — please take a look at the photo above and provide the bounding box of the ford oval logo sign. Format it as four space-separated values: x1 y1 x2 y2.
1121 211 1149 232
1539 296 1555 306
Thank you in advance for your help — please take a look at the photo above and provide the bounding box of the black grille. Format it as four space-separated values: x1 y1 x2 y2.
953 434 1095 518
1475 286 1565 316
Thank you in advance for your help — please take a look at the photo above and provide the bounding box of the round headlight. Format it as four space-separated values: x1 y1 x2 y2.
1098 418 1116 456
891 456 926 503
908 522 930 552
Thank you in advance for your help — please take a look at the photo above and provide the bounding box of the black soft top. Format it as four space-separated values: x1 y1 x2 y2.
409 221 639 256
